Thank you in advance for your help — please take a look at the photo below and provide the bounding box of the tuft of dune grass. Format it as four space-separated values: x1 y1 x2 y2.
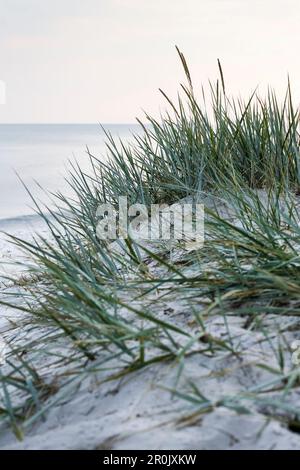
1 48 300 440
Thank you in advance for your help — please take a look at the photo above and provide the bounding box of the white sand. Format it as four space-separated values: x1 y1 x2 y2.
0 215 300 450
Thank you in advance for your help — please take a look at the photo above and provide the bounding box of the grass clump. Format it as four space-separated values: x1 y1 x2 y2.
1 48 300 440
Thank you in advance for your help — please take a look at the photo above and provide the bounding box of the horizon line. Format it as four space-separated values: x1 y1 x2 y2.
0 122 141 126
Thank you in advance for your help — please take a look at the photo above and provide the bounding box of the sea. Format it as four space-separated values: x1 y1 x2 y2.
0 124 139 221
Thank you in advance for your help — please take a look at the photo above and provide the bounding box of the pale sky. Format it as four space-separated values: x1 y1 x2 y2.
0 0 300 123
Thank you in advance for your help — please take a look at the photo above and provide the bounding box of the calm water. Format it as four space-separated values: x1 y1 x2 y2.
0 124 139 220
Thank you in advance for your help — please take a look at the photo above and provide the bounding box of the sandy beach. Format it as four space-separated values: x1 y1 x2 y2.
2 0 300 458
1 215 300 450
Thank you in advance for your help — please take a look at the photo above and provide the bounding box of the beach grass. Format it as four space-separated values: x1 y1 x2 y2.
1 48 300 440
